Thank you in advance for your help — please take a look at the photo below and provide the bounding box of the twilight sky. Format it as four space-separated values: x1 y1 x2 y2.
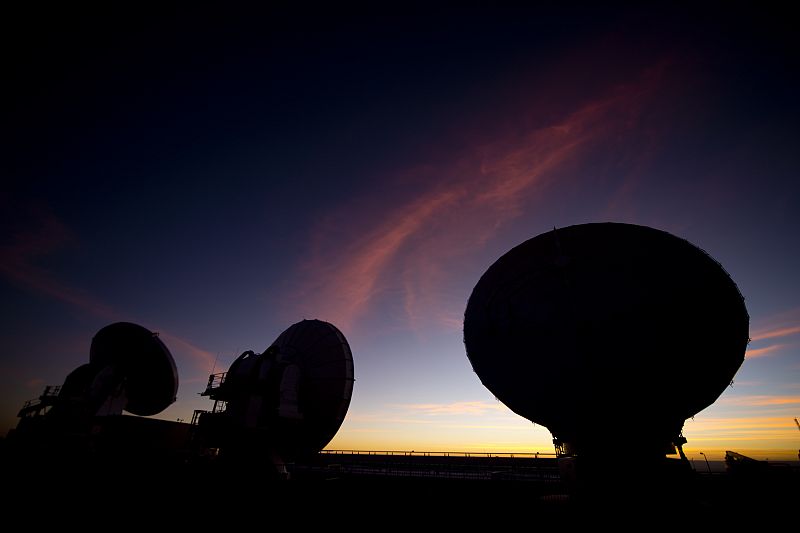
2 5 798 459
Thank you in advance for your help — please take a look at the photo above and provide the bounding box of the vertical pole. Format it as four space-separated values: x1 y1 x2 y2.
699 452 711 473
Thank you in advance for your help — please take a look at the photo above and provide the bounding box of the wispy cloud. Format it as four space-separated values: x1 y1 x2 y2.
719 395 800 407
751 325 800 342
686 416 799 433
684 415 800 450
329 399 553 453
0 206 217 374
300 189 464 332
394 400 508 416
0 206 119 319
158 332 218 374
25 378 45 389
746 344 787 358
745 308 800 359
750 308 800 342
294 62 675 333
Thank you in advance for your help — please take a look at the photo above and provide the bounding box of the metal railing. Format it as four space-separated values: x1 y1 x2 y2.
295 450 562 482
320 449 556 458
21 398 40 410
42 385 61 397
202 372 227 396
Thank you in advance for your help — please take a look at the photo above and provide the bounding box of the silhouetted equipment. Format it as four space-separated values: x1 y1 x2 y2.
724 449 795 484
15 322 178 437
464 223 749 459
89 322 178 416
724 451 766 472
196 319 354 462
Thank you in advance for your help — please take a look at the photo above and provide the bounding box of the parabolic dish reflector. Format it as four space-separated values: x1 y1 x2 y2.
218 319 354 457
90 322 178 416
268 319 354 452
464 223 748 453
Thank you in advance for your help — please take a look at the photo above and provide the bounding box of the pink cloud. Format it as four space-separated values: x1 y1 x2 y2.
744 308 800 360
745 344 787 359
25 378 45 389
0 206 118 319
158 331 217 374
719 395 800 407
300 189 464 331
750 308 800 342
751 325 800 342
396 401 508 416
292 60 678 333
0 206 215 374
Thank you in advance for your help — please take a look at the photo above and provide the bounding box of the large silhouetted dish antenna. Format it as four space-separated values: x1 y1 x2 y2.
89 322 178 416
43 322 178 420
15 322 179 447
464 223 748 459
198 319 354 463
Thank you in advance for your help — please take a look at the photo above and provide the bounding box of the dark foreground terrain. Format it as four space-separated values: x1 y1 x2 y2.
3 446 796 528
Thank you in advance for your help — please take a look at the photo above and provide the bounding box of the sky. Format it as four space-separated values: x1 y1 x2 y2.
2 4 799 460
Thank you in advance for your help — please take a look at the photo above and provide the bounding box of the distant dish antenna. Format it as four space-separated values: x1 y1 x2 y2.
88 322 178 416
198 319 354 463
464 223 749 459
16 322 178 436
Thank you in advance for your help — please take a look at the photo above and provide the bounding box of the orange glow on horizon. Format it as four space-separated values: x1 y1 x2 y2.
326 397 800 462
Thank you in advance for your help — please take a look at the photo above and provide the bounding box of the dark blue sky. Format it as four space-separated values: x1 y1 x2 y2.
2 4 798 456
